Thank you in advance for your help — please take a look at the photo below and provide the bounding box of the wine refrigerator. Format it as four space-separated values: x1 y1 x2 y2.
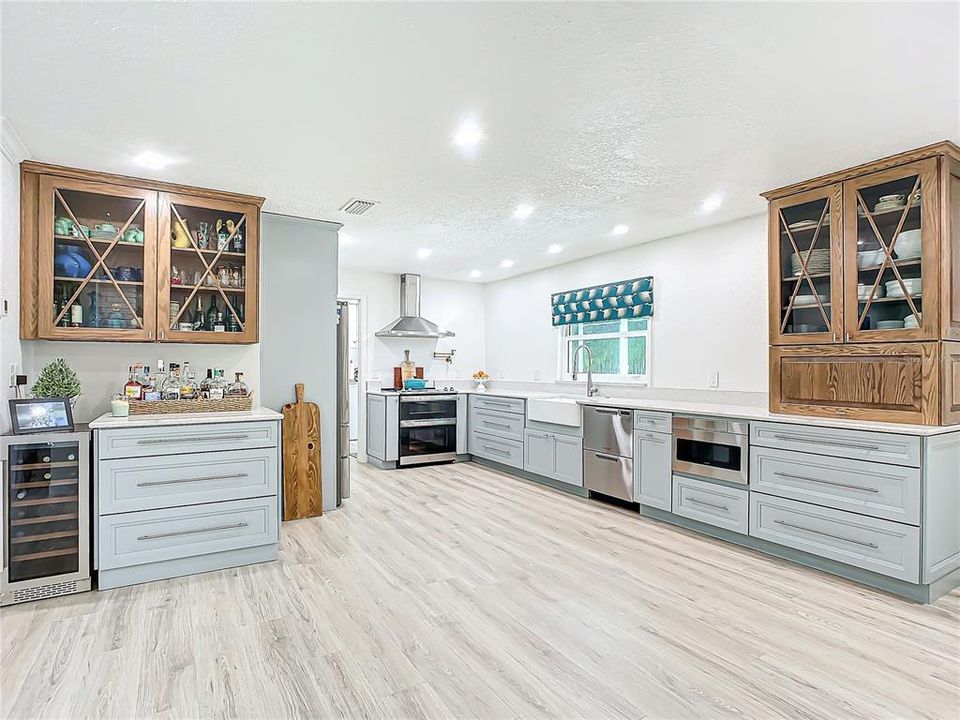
1 430 91 605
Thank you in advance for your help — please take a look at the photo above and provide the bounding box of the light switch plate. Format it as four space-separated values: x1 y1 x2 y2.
708 371 720 388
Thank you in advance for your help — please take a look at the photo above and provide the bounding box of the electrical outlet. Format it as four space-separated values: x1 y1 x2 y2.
533 369 542 381
708 371 719 388
0 297 8 317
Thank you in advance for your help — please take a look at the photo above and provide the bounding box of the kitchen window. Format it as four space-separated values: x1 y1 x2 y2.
559 317 650 384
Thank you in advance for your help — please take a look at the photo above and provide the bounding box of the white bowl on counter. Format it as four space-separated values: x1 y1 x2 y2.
894 229 922 259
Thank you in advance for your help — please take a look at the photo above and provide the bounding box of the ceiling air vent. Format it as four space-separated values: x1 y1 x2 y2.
338 198 378 216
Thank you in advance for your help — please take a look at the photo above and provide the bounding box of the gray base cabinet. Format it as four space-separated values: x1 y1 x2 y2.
634 429 672 510
673 475 749 534
366 394 398 463
523 430 583 487
93 418 281 590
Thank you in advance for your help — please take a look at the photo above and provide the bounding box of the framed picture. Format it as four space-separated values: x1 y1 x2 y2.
8 398 75 435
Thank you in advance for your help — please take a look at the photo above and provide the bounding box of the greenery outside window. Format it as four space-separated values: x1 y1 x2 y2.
559 318 650 383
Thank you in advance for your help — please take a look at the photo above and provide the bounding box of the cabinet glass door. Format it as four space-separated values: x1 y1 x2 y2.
38 177 157 340
7 441 81 583
843 159 938 342
159 193 258 343
770 185 842 344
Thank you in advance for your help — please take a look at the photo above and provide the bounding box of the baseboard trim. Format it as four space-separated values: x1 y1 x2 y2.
473 457 589 497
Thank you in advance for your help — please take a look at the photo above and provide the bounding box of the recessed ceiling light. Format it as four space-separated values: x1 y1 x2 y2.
453 121 484 149
500 259 515 269
547 244 563 254
133 151 172 170
416 248 432 259
514 204 535 219
700 193 724 214
612 224 629 236
469 269 483 279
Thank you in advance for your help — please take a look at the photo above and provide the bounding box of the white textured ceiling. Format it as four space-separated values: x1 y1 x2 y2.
3 3 958 282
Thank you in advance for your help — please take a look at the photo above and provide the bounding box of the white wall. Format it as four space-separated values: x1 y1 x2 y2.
338 268 485 387
21 341 260 424
483 215 769 393
0 119 28 433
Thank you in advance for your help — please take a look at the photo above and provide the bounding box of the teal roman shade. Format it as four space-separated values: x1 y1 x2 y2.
551 276 654 327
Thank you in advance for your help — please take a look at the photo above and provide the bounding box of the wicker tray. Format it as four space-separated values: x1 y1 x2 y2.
129 395 253 415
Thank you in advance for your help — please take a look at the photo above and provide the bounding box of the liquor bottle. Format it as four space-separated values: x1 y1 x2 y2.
70 303 83 328
143 365 161 401
161 362 181 400
57 288 70 327
153 360 167 398
213 311 226 333
226 372 249 397
193 297 206 332
208 368 226 400
124 366 143 400
227 306 240 333
206 296 219 330
179 361 197 399
200 368 213 399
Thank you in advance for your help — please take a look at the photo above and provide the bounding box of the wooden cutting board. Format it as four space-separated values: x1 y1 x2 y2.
281 383 322 520
392 366 425 388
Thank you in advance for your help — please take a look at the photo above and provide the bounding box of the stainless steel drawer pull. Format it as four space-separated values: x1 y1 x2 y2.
594 453 620 462
483 401 512 407
482 445 510 457
137 472 249 488
138 435 250 445
685 497 729 512
594 408 628 415
482 421 512 430
642 433 665 442
771 434 881 451
773 471 879 493
137 521 249 541
773 519 879 549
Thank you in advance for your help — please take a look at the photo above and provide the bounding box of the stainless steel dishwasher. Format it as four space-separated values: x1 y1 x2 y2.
582 405 635 501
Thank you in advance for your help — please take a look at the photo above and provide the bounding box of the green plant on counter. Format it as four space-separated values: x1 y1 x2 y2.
31 358 81 400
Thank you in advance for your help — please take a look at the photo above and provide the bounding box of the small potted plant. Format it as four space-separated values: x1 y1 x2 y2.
472 369 490 393
31 358 82 410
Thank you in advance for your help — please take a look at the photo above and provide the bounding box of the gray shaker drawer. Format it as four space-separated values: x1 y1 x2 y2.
98 421 278 459
469 395 526 415
751 422 919 467
672 475 748 534
471 407 525 441
470 431 524 469
750 493 920 582
750 446 920 525
99 447 279 515
98 496 279 571
633 410 672 434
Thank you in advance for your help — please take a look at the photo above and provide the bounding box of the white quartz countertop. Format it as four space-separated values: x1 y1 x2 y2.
575 397 956 437
363 387 957 436
89 407 282 429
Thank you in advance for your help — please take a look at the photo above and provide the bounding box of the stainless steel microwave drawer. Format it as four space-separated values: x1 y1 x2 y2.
672 475 749 534
633 410 672 434
749 493 920 582
469 395 526 415
470 407 525 442
750 422 920 468
583 405 634 456
470 430 524 469
98 496 279 571
750 446 920 525
99 447 279 515
98 421 279 459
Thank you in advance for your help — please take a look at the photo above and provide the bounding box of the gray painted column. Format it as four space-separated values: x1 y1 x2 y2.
259 212 342 511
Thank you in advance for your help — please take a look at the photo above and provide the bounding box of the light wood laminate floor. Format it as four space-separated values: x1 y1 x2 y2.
2 460 958 719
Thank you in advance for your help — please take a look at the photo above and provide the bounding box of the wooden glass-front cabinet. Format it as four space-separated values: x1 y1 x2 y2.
21 163 263 344
765 143 960 425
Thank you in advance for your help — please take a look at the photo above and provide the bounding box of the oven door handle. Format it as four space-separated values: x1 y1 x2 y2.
400 418 457 428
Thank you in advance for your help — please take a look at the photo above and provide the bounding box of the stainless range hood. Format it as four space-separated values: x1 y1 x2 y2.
375 273 455 338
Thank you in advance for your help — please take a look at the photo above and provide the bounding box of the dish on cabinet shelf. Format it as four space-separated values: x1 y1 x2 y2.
885 278 922 296
904 315 920 329
857 249 888 268
876 320 905 329
787 219 823 231
893 229 922 259
790 249 831 275
857 283 885 301
793 294 828 307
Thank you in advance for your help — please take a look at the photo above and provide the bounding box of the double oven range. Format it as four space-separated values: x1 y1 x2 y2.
394 390 459 466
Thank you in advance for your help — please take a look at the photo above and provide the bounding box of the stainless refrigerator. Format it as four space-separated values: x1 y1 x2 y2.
336 301 351 505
